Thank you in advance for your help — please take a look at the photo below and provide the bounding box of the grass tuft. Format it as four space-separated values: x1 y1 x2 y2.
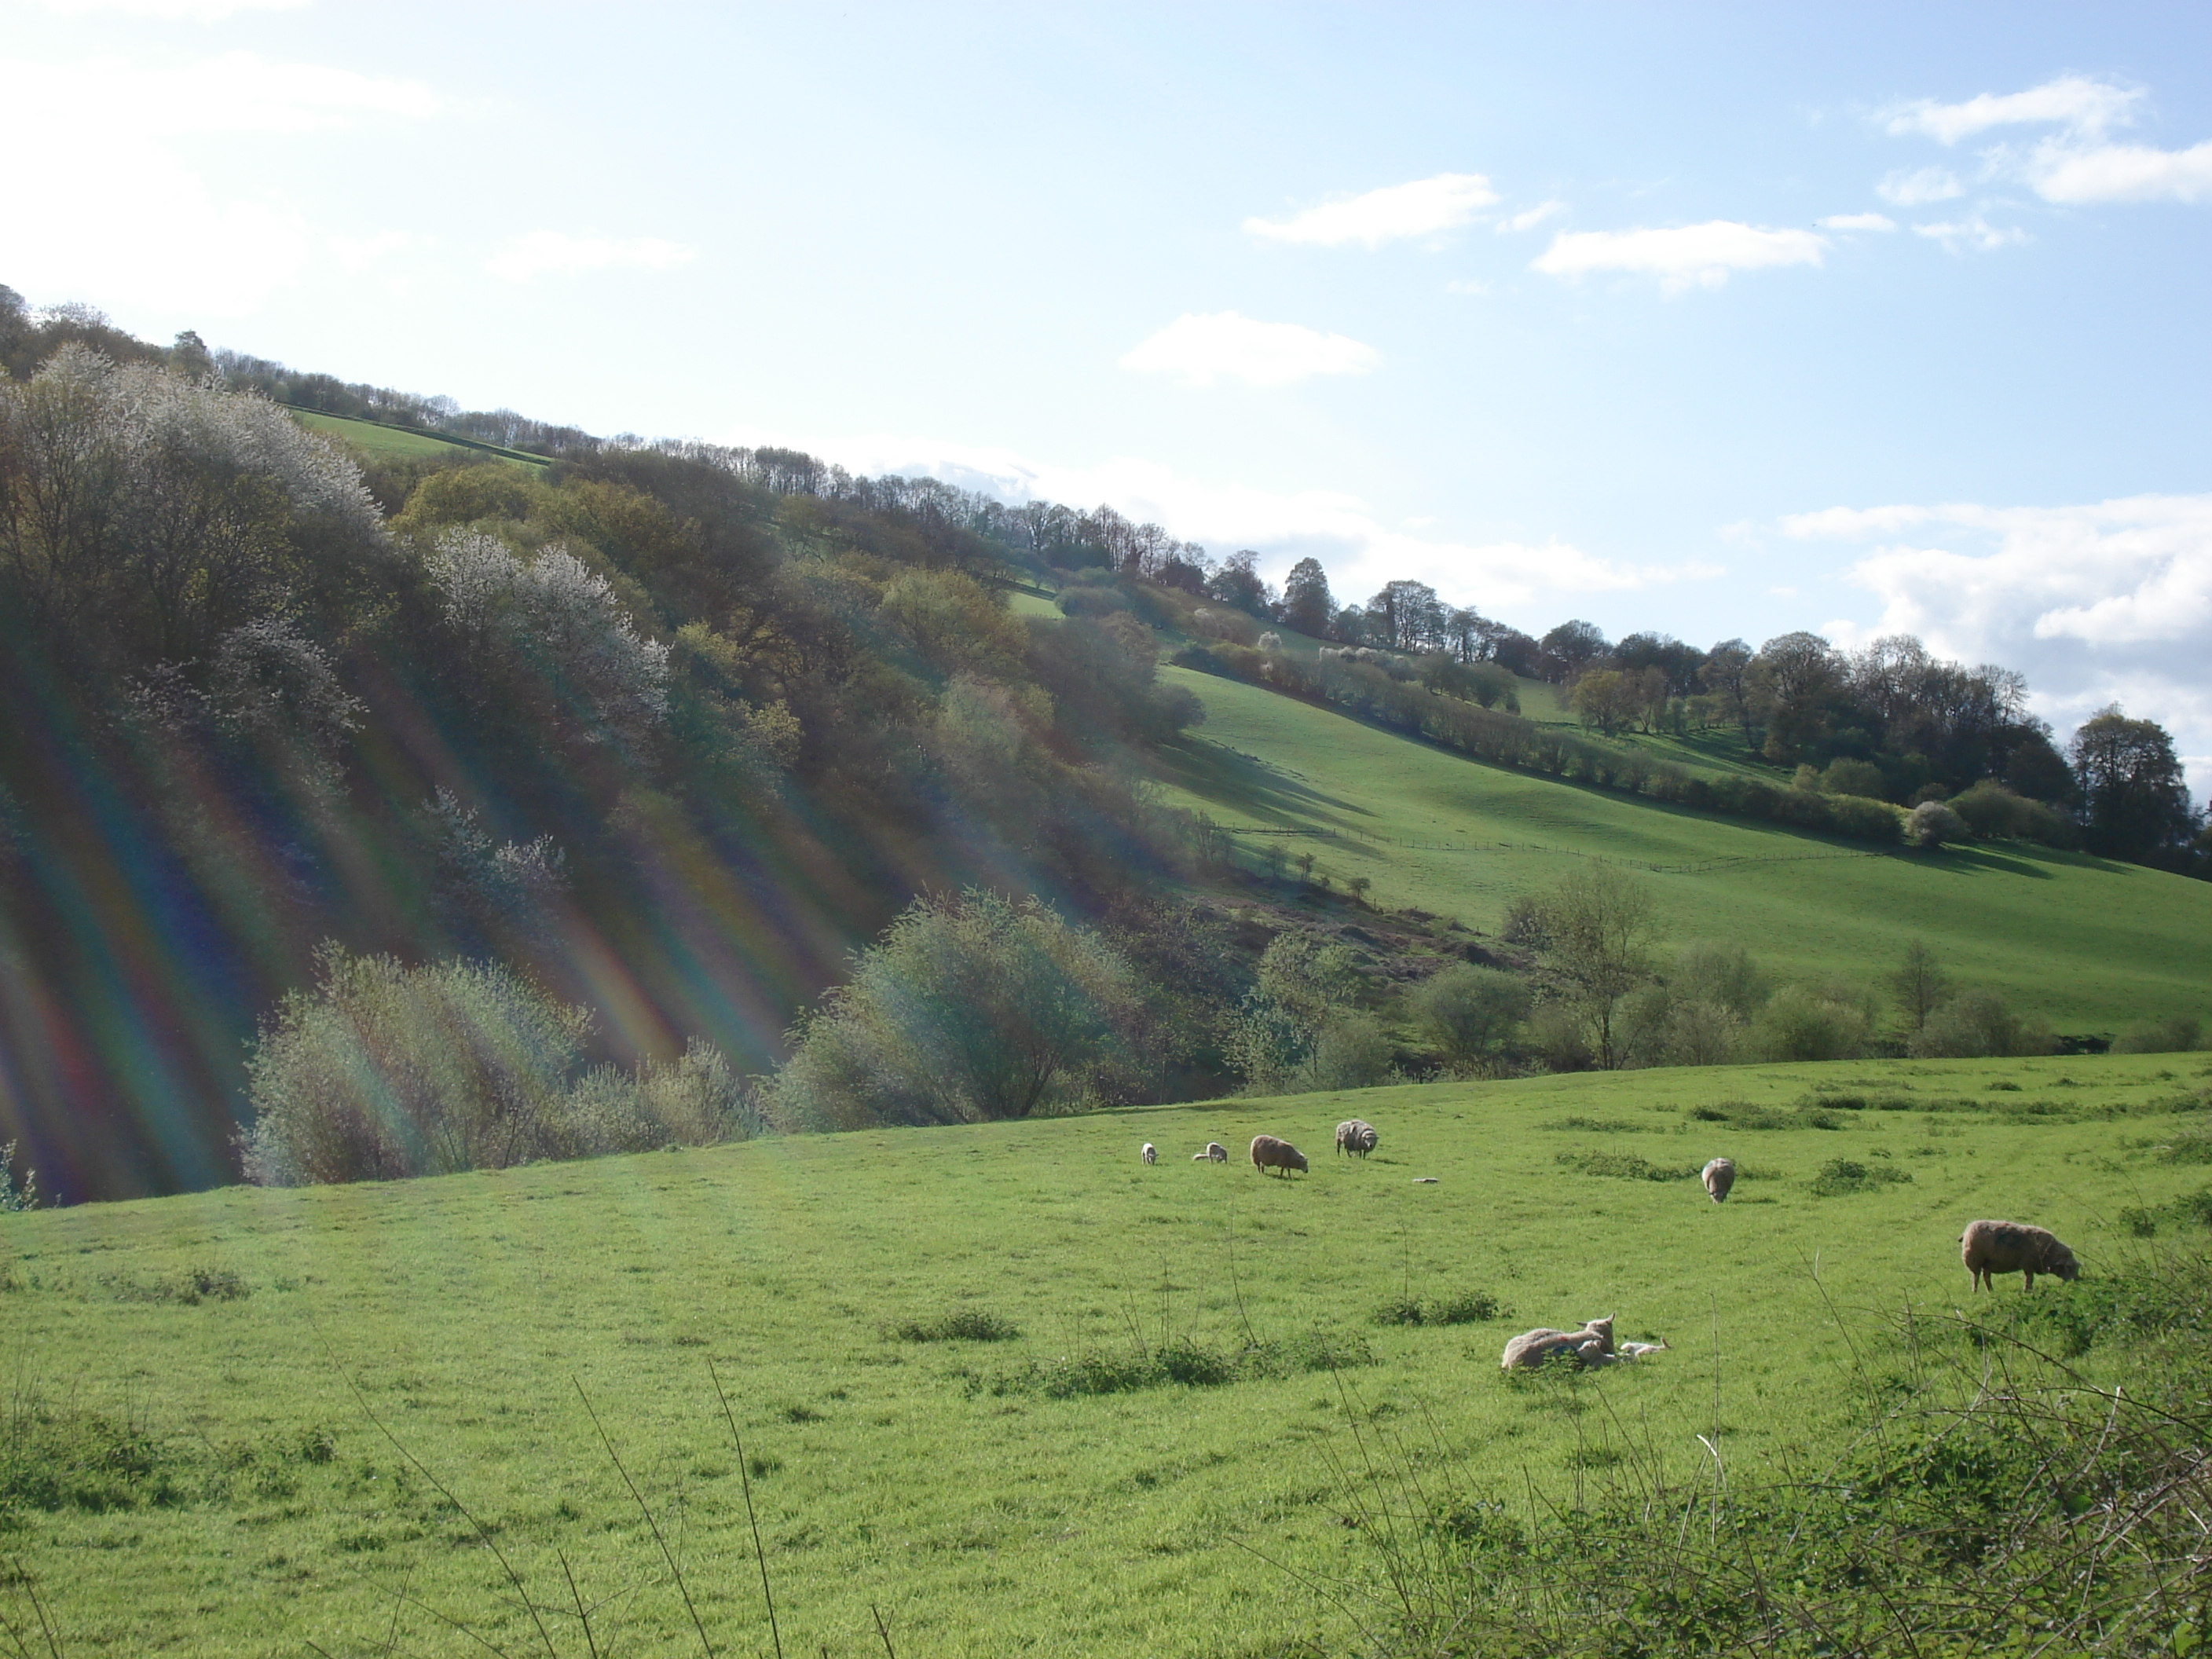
1807 1157 1914 1197
885 1309 1021 1343
1373 1289 1507 1326
1555 1151 1699 1182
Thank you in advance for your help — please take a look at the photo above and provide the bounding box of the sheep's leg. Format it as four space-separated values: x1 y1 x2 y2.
2022 1269 2035 1291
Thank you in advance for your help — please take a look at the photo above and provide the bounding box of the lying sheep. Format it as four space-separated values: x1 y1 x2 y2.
1961 1219 2080 1291
1585 1338 1672 1368
1335 1119 1379 1158
1251 1134 1309 1177
1192 1142 1229 1163
1141 1142 1156 1166
1701 1158 1736 1203
1500 1316 1614 1371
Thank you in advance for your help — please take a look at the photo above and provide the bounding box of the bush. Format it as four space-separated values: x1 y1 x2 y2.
1373 1289 1507 1326
1909 989 2057 1058
242 946 595 1185
1826 793 1904 843
1748 983 1873 1062
762 890 1146 1130
2111 1015 2203 1055
1949 780 2077 847
1411 965 1530 1068
1822 757 1888 798
1907 800 1969 848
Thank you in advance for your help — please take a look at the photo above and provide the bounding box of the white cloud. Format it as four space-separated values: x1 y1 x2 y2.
1820 211 1898 232
1881 75 2141 145
1119 312 1379 388
1243 173 1500 248
1495 200 1566 234
714 425 1721 612
1914 214 2027 253
1783 493 2212 790
483 232 696 282
1530 222 1826 292
0 52 439 316
2027 139 2212 203
1444 278 1490 296
1876 166 1964 206
33 0 307 16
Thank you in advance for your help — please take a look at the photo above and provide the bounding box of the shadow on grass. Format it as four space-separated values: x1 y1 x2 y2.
1151 735 1375 833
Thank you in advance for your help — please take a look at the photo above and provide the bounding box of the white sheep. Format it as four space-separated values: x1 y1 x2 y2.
1141 1142 1156 1166
1335 1119 1379 1159
1701 1158 1736 1203
1192 1142 1229 1163
1500 1316 1614 1371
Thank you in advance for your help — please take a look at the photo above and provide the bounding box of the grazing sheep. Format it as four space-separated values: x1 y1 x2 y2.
1701 1158 1736 1203
1961 1219 2081 1291
1500 1316 1615 1371
1335 1119 1379 1158
1251 1134 1309 1177
1192 1141 1229 1163
1141 1142 1156 1166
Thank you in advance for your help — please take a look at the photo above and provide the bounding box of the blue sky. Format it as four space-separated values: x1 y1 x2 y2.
5 2 2209 788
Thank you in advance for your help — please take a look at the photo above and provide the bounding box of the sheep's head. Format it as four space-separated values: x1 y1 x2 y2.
2049 1246 2082 1282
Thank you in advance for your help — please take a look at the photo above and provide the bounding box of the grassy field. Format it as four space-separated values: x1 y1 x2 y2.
291 409 550 468
1152 666 2212 1032
2 1053 2207 1655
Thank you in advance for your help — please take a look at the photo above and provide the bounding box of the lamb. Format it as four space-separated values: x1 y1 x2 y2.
1960 1219 2080 1291
1250 1134 1309 1177
1141 1142 1156 1166
1192 1142 1229 1163
1335 1119 1379 1158
1500 1316 1615 1371
1701 1157 1736 1203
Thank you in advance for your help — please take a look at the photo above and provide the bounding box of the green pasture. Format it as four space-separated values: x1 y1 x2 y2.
3 1053 2207 1655
1154 666 2212 1032
291 409 549 468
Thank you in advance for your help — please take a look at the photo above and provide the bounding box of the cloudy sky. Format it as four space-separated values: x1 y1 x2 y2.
5 2 2208 789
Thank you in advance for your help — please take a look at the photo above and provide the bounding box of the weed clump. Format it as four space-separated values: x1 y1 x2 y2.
1554 1151 1697 1182
2119 1189 2212 1239
1807 1157 1914 1197
886 1309 1021 1343
972 1330 1372 1398
102 1265 250 1304
1536 1116 1643 1134
1689 1101 1841 1130
1373 1289 1507 1326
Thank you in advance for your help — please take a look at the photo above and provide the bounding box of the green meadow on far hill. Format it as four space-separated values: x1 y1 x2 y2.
291 408 551 468
2 1053 2207 1656
1152 666 2212 1034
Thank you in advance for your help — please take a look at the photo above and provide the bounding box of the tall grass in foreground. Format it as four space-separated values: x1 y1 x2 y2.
1309 1250 2212 1657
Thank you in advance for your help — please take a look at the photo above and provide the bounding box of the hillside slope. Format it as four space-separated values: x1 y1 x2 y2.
1151 666 2212 1031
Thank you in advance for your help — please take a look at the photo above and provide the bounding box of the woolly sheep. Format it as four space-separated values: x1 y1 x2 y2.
1500 1316 1615 1372
1250 1134 1309 1177
1701 1157 1736 1203
1960 1219 2080 1291
1141 1142 1156 1166
1192 1141 1229 1163
1257 632 1283 652
1335 1119 1379 1158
